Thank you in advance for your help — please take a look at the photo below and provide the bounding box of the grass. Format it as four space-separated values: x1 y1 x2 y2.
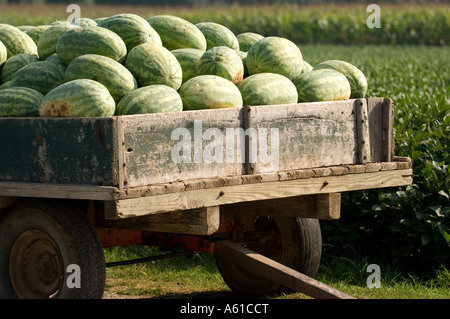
103 245 450 299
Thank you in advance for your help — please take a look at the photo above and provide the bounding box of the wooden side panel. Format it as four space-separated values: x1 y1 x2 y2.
0 117 119 186
247 99 360 174
367 97 394 162
120 108 245 187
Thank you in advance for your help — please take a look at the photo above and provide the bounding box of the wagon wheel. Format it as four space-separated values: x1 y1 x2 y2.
0 200 105 299
215 216 322 296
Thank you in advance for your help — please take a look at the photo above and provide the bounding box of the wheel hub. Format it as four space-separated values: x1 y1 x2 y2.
9 230 64 299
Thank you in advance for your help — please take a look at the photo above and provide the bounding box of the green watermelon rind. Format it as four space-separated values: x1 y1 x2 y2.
236 32 264 52
293 69 351 103
98 13 162 52
147 15 207 51
196 46 244 85
195 22 239 50
179 75 243 110
64 54 137 103
0 86 44 117
125 42 182 90
11 61 65 95
0 40 7 67
0 24 38 59
238 73 298 106
1 53 39 83
38 79 116 117
37 24 77 60
313 60 368 98
116 84 183 115
246 36 303 81
56 26 127 65
25 25 51 45
171 48 204 84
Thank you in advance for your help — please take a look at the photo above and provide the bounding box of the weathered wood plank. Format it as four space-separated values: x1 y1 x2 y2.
247 99 359 174
214 239 355 299
0 117 120 186
120 108 245 187
221 193 341 220
101 206 220 235
0 181 117 200
110 168 412 218
382 98 394 162
356 99 372 163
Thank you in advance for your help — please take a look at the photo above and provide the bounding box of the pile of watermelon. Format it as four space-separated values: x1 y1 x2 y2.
0 14 368 117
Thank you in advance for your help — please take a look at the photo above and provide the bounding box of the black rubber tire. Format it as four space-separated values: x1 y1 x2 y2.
215 216 322 296
0 200 105 299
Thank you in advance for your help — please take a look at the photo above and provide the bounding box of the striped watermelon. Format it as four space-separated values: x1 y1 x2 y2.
0 81 13 90
25 25 51 45
117 85 183 115
56 26 127 65
302 60 313 74
0 24 38 59
147 15 207 51
313 60 368 98
180 75 243 110
246 36 303 81
195 22 239 50
38 79 115 117
98 13 162 52
37 24 77 60
0 40 6 67
238 73 298 106
125 42 182 90
1 53 39 83
293 69 351 103
45 53 67 74
65 54 137 103
196 46 244 85
171 48 204 84
234 50 249 78
11 61 65 95
71 18 98 27
0 87 44 117
236 32 264 52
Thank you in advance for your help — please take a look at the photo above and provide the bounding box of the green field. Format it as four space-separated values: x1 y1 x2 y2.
1 3 449 299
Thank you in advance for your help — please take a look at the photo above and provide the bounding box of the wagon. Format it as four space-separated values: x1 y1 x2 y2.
0 97 412 299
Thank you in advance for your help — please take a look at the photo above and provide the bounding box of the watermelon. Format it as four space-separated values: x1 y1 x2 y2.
37 24 77 60
0 87 44 117
195 22 239 50
116 85 183 115
0 40 6 67
71 18 98 27
1 53 39 83
147 15 207 51
196 46 244 85
11 61 65 95
125 42 182 90
56 26 127 65
45 53 67 74
313 60 368 98
25 25 51 45
17 26 34 32
180 75 243 110
234 50 249 78
236 32 264 52
302 60 313 74
238 73 298 106
293 69 351 103
38 79 115 117
171 48 204 84
0 24 38 58
65 54 137 103
0 81 13 90
246 36 303 81
98 13 162 52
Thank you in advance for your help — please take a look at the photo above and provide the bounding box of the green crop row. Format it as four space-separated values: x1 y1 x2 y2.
1 4 449 45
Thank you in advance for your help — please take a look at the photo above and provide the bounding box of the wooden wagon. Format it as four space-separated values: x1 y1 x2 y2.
0 97 412 299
